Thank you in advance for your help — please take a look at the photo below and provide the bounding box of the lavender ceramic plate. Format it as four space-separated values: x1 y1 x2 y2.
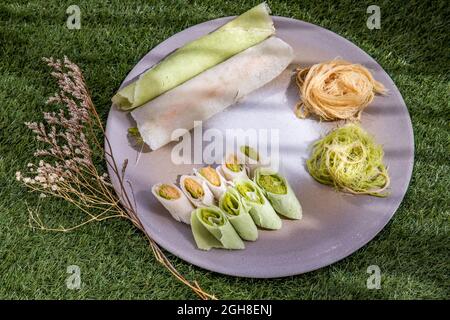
105 17 414 278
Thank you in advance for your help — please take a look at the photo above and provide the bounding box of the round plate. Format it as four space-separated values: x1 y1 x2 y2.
106 16 414 278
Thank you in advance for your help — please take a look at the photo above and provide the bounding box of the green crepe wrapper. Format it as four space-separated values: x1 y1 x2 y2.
219 187 258 241
254 168 302 220
112 2 275 110
191 206 245 251
234 178 281 230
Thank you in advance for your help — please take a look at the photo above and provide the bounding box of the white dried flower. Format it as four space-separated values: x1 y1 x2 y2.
48 173 58 183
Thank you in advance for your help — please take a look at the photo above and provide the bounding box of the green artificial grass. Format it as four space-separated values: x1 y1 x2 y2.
0 0 449 299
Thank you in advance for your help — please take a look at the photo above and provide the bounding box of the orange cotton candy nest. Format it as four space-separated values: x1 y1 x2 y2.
295 59 386 121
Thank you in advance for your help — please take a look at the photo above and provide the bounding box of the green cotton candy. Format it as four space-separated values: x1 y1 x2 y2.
306 123 390 197
234 178 281 230
190 206 245 251
254 168 302 220
112 3 275 110
219 187 258 241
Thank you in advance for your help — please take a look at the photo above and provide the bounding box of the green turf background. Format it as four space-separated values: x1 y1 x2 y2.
0 0 448 299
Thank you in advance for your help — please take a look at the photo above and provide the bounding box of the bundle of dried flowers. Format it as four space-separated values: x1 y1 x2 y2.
15 56 215 300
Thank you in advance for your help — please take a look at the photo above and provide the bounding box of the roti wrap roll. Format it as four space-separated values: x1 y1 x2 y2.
234 178 281 230
237 145 271 176
130 36 294 150
254 168 302 219
191 206 245 250
151 183 194 224
219 187 258 241
112 3 275 110
218 154 249 182
194 166 227 200
180 175 215 208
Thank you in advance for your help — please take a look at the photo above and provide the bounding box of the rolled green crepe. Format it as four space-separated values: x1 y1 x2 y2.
112 2 275 110
254 168 302 219
191 206 245 251
219 187 258 241
234 178 281 230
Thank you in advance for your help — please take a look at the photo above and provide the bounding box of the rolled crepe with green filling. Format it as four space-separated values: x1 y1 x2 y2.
219 187 258 241
254 168 302 220
191 206 245 250
218 154 249 182
112 2 275 110
180 175 215 208
237 145 271 177
130 36 294 150
194 166 227 200
151 183 194 224
234 178 281 230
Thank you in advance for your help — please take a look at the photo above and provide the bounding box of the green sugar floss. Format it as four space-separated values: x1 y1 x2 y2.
307 123 390 197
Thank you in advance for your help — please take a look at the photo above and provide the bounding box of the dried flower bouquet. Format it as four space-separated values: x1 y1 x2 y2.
15 57 215 300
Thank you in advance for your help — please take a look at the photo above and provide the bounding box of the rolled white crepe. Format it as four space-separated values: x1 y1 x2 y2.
131 37 294 150
180 175 215 208
218 154 249 182
194 167 227 200
151 183 194 224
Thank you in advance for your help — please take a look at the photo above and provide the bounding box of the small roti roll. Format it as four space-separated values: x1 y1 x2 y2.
194 166 227 200
180 175 215 208
191 206 245 251
254 167 302 220
131 37 294 150
234 178 281 230
219 187 258 241
151 183 194 224
237 145 271 177
219 154 249 182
